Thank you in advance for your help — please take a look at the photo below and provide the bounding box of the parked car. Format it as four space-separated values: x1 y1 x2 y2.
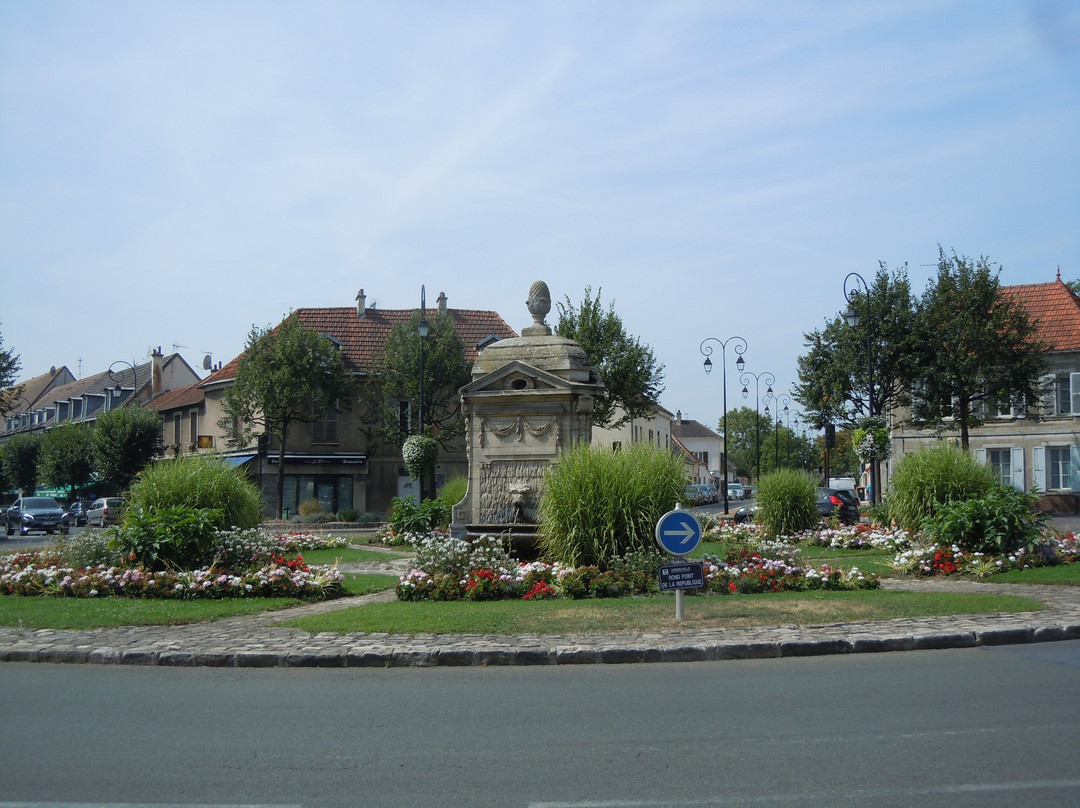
87 497 124 528
816 488 861 525
701 484 719 504
743 485 755 499
682 485 704 506
4 497 69 536
727 483 745 501
66 500 94 527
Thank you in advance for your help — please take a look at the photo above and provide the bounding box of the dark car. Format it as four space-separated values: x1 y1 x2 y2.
66 500 94 527
5 497 69 536
817 488 861 524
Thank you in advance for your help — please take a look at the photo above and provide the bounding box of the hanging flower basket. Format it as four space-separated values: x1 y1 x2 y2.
402 435 439 479
853 417 891 462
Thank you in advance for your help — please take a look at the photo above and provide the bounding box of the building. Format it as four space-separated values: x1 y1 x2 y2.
889 274 1080 512
670 410 733 484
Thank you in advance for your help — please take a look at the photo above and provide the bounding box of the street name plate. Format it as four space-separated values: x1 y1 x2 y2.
658 561 705 592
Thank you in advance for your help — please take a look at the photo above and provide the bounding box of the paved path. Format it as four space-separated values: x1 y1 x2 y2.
2 565 1078 667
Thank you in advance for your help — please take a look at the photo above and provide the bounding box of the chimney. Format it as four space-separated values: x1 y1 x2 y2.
151 347 164 398
437 291 447 315
676 410 682 424
356 289 366 319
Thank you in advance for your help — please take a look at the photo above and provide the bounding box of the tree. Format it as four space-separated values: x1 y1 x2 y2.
1 433 42 495
555 287 665 429
220 314 353 515
795 263 917 430
93 406 163 491
909 249 1049 448
39 422 95 495
0 320 23 418
717 406 774 482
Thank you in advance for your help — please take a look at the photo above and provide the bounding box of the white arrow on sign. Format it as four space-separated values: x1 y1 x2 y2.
662 521 698 547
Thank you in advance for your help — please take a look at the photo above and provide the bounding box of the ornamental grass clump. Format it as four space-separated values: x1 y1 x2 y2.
125 453 263 531
754 469 819 537
537 441 686 568
885 445 996 534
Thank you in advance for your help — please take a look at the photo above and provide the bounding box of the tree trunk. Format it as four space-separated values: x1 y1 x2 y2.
276 423 288 518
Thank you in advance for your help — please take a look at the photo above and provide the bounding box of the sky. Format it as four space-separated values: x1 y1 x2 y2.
2 1 1078 433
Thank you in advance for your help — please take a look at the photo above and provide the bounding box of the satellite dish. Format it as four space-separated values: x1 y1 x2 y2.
202 354 213 370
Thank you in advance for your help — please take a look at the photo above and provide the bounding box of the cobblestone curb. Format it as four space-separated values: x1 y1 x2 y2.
2 578 1078 669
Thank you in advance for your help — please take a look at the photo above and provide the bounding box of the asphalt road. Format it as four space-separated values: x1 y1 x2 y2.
2 641 1078 808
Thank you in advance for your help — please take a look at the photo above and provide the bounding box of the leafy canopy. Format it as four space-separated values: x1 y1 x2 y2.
0 320 23 418
1 432 42 495
39 422 95 494
555 287 665 429
92 406 163 491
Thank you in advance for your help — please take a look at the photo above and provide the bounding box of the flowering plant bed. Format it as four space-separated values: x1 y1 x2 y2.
891 530 1079 579
0 529 346 600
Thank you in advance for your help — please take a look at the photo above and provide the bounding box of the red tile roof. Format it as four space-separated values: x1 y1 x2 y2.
1002 278 1080 352
203 305 518 386
146 382 205 412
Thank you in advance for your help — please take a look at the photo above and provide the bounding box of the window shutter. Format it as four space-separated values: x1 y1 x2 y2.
1072 446 1080 493
1041 374 1057 416
1010 447 1025 491
975 448 986 464
1032 446 1046 492
1071 373 1080 415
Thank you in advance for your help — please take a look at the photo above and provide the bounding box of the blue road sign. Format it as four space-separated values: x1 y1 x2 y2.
654 508 702 556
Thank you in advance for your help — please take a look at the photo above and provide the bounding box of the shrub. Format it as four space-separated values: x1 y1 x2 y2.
886 445 996 533
437 474 468 520
755 469 819 536
337 508 360 523
388 496 448 535
297 499 324 516
538 441 686 568
922 484 1048 555
124 454 262 530
108 504 221 570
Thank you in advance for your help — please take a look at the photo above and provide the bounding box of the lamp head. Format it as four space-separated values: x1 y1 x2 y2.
703 356 713 375
844 304 860 328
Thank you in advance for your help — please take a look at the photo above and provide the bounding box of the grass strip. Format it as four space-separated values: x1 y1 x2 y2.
302 548 409 565
281 589 1045 636
0 596 305 630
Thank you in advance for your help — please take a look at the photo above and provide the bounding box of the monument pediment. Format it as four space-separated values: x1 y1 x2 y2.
461 360 575 397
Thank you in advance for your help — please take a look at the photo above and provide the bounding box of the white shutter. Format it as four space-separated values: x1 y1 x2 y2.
1071 373 1080 415
1032 446 1046 493
1010 447 1025 491
1072 446 1080 493
975 448 986 464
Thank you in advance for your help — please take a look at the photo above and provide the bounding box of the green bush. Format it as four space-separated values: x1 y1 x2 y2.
297 498 324 516
537 441 686 568
108 504 221 570
922 485 1048 555
886 445 996 533
388 496 448 535
124 454 262 531
755 469 819 536
337 508 360 523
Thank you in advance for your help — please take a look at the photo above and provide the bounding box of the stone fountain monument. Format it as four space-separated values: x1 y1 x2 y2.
451 281 604 554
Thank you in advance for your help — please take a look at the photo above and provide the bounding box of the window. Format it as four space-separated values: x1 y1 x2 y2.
173 413 182 446
1048 447 1072 491
189 411 198 445
312 404 338 443
1055 376 1071 415
987 449 1011 488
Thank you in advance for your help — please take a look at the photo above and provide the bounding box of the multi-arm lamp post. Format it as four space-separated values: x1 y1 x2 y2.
764 392 790 473
417 285 431 501
740 369 774 486
700 336 747 515
843 272 877 504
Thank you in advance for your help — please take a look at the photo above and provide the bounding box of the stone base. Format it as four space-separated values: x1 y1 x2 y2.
464 523 542 560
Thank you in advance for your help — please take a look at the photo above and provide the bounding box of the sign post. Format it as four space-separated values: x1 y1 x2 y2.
654 504 704 620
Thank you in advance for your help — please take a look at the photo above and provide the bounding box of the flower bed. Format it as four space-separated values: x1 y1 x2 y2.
0 529 346 600
891 530 1079 579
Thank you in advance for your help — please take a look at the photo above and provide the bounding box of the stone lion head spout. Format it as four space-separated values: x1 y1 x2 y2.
524 281 552 336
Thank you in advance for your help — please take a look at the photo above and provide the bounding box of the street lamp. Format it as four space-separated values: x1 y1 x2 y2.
417 285 430 500
107 360 139 405
764 392 790 473
843 272 877 504
740 369 774 487
700 335 747 515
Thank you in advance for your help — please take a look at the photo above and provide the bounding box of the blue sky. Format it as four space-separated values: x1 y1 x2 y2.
2 1 1077 431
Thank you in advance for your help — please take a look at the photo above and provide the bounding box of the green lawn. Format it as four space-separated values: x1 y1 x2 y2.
282 589 1046 636
0 595 306 630
992 563 1080 585
694 540 897 576
302 547 410 565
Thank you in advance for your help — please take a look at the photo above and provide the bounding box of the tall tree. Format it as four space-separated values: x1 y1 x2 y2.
370 311 472 449
220 315 353 515
555 287 665 429
909 249 1049 448
93 406 163 491
795 263 917 430
0 320 23 418
39 422 95 495
1 433 42 495
717 406 774 482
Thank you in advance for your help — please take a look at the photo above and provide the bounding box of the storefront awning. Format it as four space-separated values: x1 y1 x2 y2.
223 455 255 467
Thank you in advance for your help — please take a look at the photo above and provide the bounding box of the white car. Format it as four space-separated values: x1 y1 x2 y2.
726 484 745 501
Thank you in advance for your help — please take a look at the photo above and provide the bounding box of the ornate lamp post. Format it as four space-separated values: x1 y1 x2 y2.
740 369 774 486
416 285 430 500
700 336 747 514
764 392 790 473
843 272 877 504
